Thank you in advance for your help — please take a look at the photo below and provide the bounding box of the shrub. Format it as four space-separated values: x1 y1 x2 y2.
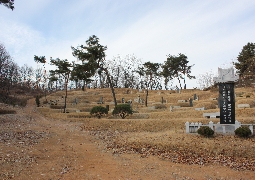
197 126 214 137
112 104 133 119
234 126 252 138
90 106 108 119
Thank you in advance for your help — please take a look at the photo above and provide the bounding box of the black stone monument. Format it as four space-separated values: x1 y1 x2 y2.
213 67 239 125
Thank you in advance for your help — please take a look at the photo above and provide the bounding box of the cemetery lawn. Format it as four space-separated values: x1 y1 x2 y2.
1 88 255 179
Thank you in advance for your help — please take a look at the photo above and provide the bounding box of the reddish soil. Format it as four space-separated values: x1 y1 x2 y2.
1 99 255 180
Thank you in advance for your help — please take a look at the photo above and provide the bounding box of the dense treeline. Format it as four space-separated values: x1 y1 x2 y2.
0 43 43 106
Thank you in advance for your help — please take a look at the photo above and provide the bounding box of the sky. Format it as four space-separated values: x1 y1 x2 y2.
1 0 255 88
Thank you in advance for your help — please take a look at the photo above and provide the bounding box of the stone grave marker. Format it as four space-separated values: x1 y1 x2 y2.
214 123 235 134
189 98 193 107
237 104 250 108
213 67 239 124
177 100 187 103
97 96 103 104
72 98 78 105
195 107 205 111
170 105 180 112
194 94 197 100
176 87 180 94
203 112 220 118
134 98 139 103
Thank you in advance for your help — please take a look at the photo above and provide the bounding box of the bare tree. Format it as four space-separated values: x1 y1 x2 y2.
196 70 216 89
105 54 142 88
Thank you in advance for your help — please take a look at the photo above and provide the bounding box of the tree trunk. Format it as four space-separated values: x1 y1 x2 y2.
64 76 68 113
104 68 117 106
145 89 148 107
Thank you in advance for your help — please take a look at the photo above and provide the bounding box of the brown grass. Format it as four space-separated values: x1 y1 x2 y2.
236 99 255 107
37 87 255 170
195 101 217 109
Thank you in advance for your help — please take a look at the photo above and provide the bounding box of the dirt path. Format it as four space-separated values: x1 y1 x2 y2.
1 99 255 179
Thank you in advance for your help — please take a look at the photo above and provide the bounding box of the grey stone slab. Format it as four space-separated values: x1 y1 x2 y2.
195 107 205 111
203 112 220 118
177 100 187 103
215 124 235 133
237 104 250 108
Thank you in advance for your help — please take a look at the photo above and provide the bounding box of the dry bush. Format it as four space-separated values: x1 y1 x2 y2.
195 102 217 109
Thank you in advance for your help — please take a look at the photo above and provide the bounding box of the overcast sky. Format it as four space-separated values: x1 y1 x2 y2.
1 0 255 88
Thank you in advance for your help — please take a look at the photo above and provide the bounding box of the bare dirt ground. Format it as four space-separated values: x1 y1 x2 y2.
1 99 255 180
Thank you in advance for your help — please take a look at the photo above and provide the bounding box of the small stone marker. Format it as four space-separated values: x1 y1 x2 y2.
189 98 193 107
210 98 217 100
195 107 205 111
203 112 220 118
148 106 155 110
97 96 103 104
177 100 187 103
74 98 78 105
194 94 197 100
237 104 250 108
134 98 139 103
170 106 181 112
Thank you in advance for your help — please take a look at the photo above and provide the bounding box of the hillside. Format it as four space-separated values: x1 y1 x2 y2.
37 87 255 123
1 87 255 179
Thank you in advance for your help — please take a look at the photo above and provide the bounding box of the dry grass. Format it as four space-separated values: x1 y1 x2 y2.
38 87 255 170
195 101 217 109
236 99 255 107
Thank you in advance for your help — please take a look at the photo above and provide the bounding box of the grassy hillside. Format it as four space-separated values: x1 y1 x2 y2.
35 87 255 170
37 87 255 121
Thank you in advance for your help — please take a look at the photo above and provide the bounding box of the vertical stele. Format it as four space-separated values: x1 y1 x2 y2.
213 68 239 124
